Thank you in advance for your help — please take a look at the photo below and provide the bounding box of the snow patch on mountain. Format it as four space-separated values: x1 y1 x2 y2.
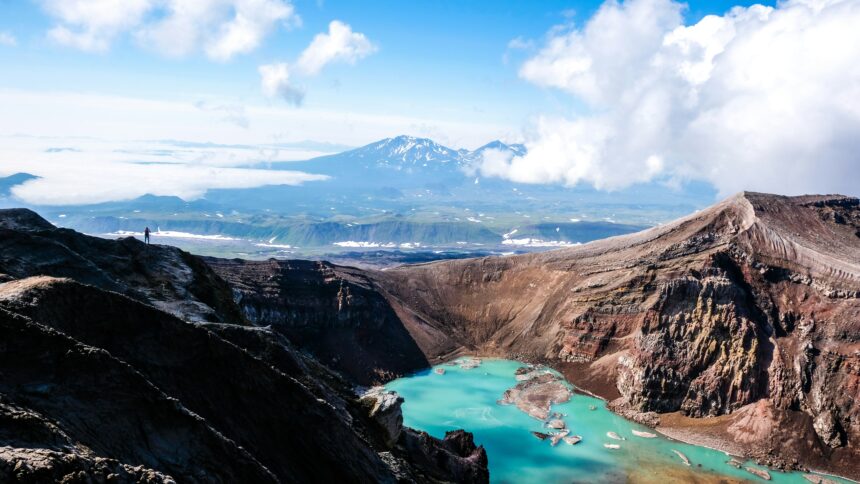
343 135 527 172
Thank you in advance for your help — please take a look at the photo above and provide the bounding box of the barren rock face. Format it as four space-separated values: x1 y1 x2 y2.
206 258 429 385
618 261 768 417
374 192 860 477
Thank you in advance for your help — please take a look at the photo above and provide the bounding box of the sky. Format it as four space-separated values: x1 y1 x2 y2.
1 0 858 205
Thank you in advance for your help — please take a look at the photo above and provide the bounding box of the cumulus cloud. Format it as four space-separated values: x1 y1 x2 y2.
39 0 297 60
258 20 375 105
41 0 153 51
479 0 860 196
138 0 298 60
258 62 305 105
0 32 17 47
294 20 377 75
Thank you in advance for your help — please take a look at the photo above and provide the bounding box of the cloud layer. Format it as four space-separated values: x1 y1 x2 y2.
0 135 328 205
10 161 327 206
40 0 297 59
479 0 860 196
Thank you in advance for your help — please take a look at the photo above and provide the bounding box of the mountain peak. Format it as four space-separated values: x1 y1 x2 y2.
471 140 527 157
313 135 530 173
476 140 508 150
352 135 459 166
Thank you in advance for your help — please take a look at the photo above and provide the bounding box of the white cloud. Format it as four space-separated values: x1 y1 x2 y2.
482 0 860 196
137 0 298 60
0 32 17 47
42 0 153 52
0 132 332 205
258 63 304 105
258 20 375 105
294 20 376 75
7 158 327 205
39 0 297 60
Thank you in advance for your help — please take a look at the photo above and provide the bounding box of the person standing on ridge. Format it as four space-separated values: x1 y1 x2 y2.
144 226 151 245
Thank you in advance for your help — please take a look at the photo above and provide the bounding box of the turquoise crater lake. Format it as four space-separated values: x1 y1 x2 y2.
385 358 852 484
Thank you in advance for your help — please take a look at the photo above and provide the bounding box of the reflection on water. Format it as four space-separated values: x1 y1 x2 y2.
385 359 853 484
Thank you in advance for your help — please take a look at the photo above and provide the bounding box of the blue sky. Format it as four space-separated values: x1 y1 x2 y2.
1 0 858 205
0 0 775 140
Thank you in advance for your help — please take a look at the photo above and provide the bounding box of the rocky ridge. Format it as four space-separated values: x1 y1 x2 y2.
0 208 242 324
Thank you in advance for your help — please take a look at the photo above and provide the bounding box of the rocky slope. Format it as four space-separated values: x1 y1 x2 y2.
0 208 243 324
0 210 488 483
373 193 860 478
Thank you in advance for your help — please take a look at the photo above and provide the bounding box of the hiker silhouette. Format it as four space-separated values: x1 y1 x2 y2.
144 227 151 245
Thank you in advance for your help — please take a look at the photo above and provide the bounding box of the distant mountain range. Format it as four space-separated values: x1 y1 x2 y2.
352 135 466 167
0 135 717 257
272 135 527 187
313 135 526 170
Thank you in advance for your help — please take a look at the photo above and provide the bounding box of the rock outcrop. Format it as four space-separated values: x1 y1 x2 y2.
361 388 405 447
374 192 860 478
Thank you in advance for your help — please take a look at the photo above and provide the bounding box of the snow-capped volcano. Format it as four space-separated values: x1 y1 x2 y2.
275 135 528 181
351 135 462 166
343 135 526 170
